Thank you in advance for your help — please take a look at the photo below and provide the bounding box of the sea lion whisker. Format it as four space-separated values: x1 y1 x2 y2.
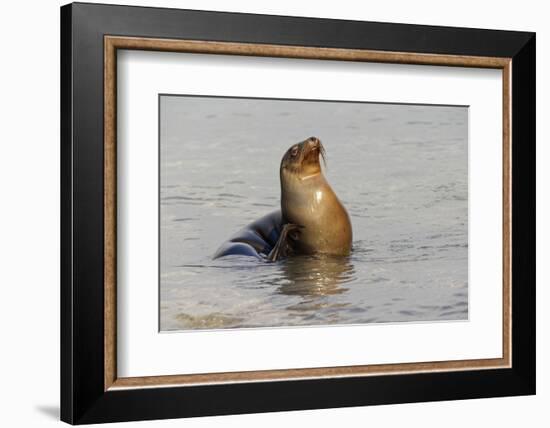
319 143 327 170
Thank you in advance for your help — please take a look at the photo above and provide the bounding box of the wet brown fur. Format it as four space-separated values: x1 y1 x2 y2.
279 137 352 256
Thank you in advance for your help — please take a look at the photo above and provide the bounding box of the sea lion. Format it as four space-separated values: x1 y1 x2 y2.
213 137 352 261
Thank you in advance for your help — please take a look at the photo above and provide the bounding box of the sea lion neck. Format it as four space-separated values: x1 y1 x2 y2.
299 171 322 181
280 168 326 195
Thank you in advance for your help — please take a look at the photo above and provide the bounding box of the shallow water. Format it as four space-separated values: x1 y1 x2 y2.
160 96 468 331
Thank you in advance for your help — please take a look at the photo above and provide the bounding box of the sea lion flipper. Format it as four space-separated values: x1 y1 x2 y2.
267 223 302 262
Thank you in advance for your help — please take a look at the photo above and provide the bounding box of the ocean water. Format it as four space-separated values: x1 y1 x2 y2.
159 95 468 331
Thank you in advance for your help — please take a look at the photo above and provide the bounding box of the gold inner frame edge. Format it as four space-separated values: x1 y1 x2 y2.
104 35 512 391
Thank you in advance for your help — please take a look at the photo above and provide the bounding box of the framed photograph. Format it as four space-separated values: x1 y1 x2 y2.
60 2 535 424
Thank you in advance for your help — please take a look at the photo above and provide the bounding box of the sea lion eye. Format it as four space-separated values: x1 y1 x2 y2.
290 146 299 157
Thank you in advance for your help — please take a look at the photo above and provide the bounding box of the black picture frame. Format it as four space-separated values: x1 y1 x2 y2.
61 2 535 424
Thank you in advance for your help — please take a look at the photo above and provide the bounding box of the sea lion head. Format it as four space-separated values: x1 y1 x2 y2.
280 136 326 180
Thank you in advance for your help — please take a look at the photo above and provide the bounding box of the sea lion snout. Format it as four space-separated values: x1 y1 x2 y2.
305 137 321 154
307 136 320 146
303 137 326 168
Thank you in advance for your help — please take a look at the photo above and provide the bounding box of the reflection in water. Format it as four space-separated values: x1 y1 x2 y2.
170 255 357 329
275 255 355 297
